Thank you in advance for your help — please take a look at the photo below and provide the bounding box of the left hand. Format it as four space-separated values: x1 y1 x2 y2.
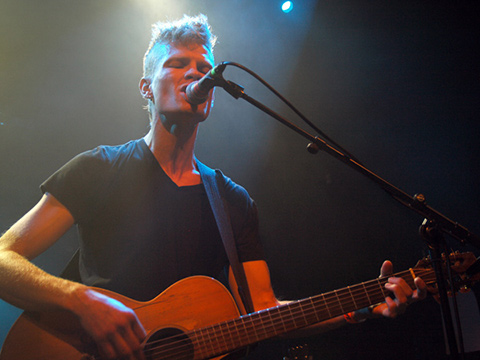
370 260 427 318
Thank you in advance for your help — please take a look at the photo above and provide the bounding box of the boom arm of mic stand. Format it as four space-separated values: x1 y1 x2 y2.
220 78 477 358
220 80 480 249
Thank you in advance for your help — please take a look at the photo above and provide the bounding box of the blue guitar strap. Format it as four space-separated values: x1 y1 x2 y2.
196 159 255 314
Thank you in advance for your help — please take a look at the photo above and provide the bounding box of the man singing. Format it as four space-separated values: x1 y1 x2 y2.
0 15 426 360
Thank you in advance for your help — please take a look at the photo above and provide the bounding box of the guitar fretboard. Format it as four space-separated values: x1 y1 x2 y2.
144 267 434 360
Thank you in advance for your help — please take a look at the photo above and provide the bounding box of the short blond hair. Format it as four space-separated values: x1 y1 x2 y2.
143 14 217 79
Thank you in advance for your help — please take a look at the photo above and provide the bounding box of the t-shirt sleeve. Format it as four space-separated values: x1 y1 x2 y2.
222 173 264 263
40 147 111 223
236 199 264 262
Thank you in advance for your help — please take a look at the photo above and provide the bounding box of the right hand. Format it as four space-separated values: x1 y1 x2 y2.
74 289 147 360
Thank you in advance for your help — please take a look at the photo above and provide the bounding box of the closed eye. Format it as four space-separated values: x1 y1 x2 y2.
166 60 185 68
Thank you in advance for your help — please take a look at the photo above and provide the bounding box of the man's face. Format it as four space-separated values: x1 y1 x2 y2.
148 43 215 125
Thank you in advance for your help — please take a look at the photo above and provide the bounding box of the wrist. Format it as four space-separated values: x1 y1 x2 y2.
344 311 366 324
66 282 92 315
344 306 375 324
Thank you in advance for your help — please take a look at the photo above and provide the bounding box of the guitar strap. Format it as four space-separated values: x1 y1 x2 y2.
196 159 255 315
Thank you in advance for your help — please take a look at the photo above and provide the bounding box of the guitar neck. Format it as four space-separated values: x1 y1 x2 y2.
187 267 433 360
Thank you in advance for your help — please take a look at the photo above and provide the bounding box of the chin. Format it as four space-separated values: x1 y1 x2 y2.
160 109 209 126
186 104 211 122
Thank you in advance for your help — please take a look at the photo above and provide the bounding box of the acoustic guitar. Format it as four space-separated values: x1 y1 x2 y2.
0 252 477 360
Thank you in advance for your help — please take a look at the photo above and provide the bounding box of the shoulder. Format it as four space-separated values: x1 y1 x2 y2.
40 139 149 223
196 159 257 216
74 139 145 166
42 139 147 194
217 170 252 205
213 168 257 220
196 160 253 205
61 139 150 177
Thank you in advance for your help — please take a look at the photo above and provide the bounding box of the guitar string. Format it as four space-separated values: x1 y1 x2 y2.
145 270 436 360
145 279 438 359
140 268 437 359
121 251 478 359
143 268 436 359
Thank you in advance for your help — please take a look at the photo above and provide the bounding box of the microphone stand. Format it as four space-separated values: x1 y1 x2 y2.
218 78 479 359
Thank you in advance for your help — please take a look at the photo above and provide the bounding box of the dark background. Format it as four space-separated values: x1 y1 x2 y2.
1 1 479 359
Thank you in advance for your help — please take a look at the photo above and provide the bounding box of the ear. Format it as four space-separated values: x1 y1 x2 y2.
139 78 152 100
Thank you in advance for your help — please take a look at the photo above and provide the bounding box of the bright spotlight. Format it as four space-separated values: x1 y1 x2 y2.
281 1 293 13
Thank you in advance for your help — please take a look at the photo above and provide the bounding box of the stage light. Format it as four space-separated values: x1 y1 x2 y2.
281 1 293 13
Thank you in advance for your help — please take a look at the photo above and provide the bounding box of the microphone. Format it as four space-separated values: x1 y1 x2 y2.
186 63 227 105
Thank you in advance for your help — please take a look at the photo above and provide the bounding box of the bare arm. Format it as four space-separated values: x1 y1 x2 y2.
229 260 427 338
0 193 78 310
228 260 346 335
0 193 146 359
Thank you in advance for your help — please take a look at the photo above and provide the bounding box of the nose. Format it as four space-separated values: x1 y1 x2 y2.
184 66 203 81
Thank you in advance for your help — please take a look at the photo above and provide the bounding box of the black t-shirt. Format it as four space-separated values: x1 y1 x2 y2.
41 139 263 301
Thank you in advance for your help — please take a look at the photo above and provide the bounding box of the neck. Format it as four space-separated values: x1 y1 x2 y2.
144 115 201 186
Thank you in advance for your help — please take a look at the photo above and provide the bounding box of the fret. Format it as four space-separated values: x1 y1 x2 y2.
319 293 332 318
297 297 317 325
191 328 205 360
377 278 387 299
247 314 262 342
262 306 280 338
353 283 372 309
188 330 201 360
324 292 340 317
223 317 237 350
281 303 299 333
302 298 321 325
225 317 247 352
238 315 256 343
347 286 358 309
235 316 251 343
361 281 372 305
312 294 330 321
265 306 280 337
308 296 321 323
286 302 301 329
200 331 212 358
212 322 228 355
200 326 216 357
294 301 309 328
251 311 269 340
273 305 289 334
342 287 357 312
297 300 311 326
287 301 305 326
333 290 345 313
344 284 358 310
264 309 278 338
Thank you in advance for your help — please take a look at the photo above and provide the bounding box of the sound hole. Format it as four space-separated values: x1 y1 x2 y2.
144 327 194 360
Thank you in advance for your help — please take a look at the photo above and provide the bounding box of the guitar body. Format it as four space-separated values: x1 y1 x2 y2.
0 276 241 360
